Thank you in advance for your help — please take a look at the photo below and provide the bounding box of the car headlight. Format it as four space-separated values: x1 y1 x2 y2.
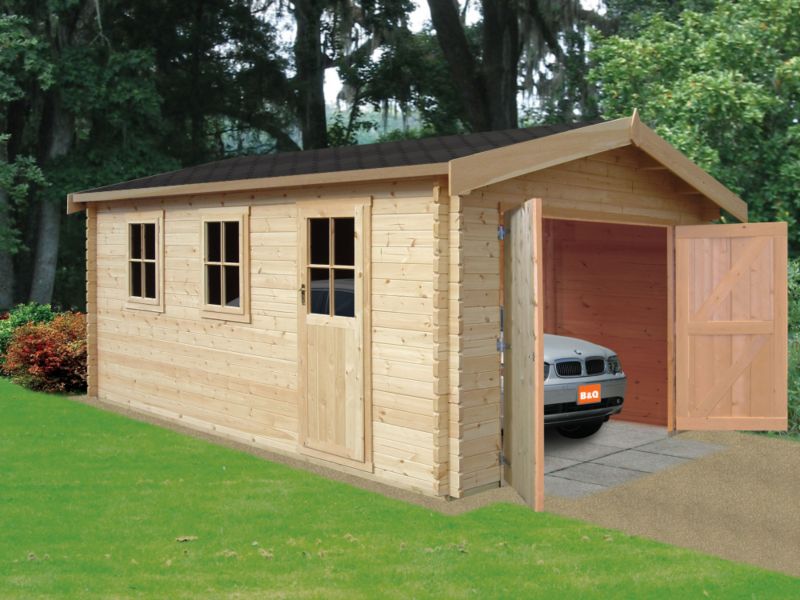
607 355 622 374
544 363 551 380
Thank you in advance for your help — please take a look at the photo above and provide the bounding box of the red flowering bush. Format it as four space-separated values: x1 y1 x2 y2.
2 312 87 393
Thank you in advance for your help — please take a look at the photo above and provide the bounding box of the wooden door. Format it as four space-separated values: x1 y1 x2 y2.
502 198 545 510
675 222 788 430
298 200 371 467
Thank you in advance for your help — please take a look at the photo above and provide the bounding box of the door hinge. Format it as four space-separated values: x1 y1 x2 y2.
497 224 506 240
496 337 509 352
500 451 510 467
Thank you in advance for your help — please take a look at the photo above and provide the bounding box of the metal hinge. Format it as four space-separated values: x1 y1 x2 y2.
500 452 510 467
496 337 509 352
497 224 506 240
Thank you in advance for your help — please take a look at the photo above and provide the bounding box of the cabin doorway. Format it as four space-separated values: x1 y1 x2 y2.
297 200 372 469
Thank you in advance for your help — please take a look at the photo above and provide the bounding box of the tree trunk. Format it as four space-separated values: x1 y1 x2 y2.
29 91 72 305
293 0 328 149
427 0 491 131
0 131 14 310
483 0 520 129
28 0 95 305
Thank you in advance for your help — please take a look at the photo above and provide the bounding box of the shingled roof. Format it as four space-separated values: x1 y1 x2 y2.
90 120 601 193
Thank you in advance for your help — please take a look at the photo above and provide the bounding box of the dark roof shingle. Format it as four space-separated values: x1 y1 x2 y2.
90 120 601 193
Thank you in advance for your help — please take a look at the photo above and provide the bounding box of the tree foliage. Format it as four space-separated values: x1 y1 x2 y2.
2 0 798 311
591 0 800 251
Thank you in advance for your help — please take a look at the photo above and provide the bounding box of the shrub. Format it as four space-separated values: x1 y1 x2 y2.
789 258 800 335
789 257 800 436
0 302 55 360
2 312 87 393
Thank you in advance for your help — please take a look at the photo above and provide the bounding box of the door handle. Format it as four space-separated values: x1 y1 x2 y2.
300 283 306 306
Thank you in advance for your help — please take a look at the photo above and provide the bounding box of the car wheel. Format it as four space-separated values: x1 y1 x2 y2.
556 419 605 439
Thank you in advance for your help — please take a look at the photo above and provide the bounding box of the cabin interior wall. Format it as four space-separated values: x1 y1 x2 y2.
542 219 669 427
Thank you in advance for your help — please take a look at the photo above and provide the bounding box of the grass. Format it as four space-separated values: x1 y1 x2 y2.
0 379 798 598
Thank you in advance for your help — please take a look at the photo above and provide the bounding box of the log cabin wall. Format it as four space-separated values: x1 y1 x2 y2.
92 179 446 496
543 219 669 426
447 192 502 497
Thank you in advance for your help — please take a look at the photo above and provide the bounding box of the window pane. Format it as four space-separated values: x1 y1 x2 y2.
309 268 330 315
333 269 355 317
334 218 355 266
144 223 156 260
144 262 156 299
130 261 142 297
206 222 221 262
309 218 329 265
224 265 240 307
130 224 142 259
224 221 239 263
206 264 222 305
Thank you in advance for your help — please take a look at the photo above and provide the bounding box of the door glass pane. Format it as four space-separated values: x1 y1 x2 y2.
206 222 221 262
130 261 142 297
309 267 330 315
144 223 156 260
309 218 329 265
144 262 156 298
224 265 240 307
333 269 355 317
224 221 239 263
130 224 142 259
206 264 222 305
334 218 355 266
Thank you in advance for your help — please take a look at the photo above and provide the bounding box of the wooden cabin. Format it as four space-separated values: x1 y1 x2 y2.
68 113 788 510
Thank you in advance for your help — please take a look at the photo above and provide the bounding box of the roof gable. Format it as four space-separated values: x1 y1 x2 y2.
448 113 747 222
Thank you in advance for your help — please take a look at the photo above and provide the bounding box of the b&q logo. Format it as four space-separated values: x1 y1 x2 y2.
577 384 602 405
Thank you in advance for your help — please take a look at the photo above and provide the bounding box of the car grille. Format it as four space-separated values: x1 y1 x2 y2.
585 358 606 375
555 361 582 377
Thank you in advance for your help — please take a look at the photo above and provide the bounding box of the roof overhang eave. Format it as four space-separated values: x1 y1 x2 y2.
67 162 450 214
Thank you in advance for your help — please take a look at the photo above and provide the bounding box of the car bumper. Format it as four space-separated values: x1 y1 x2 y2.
543 376 627 425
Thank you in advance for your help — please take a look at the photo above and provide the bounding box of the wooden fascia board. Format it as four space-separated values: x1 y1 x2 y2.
629 113 748 222
67 162 449 212
448 117 632 196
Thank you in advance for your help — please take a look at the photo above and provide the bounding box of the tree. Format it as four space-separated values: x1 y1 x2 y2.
590 0 800 252
0 13 51 308
426 0 603 131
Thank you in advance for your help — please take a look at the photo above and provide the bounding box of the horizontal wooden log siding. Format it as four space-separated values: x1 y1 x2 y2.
371 189 442 495
485 147 719 226
93 180 443 495
449 192 503 497
544 219 669 426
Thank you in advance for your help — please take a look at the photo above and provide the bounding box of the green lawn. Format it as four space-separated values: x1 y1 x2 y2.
1 380 797 598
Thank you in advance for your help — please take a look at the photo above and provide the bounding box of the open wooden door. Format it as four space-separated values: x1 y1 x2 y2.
297 200 372 469
675 222 788 430
502 198 545 510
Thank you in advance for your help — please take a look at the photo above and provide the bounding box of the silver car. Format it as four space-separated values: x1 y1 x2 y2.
544 334 627 438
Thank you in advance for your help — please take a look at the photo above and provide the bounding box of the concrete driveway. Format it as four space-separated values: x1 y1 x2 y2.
545 421 722 498
545 426 800 578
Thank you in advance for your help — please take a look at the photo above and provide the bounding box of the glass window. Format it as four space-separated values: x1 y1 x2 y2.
129 222 158 300
204 220 241 308
307 217 356 317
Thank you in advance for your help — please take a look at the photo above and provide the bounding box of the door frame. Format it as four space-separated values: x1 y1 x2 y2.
296 197 373 471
